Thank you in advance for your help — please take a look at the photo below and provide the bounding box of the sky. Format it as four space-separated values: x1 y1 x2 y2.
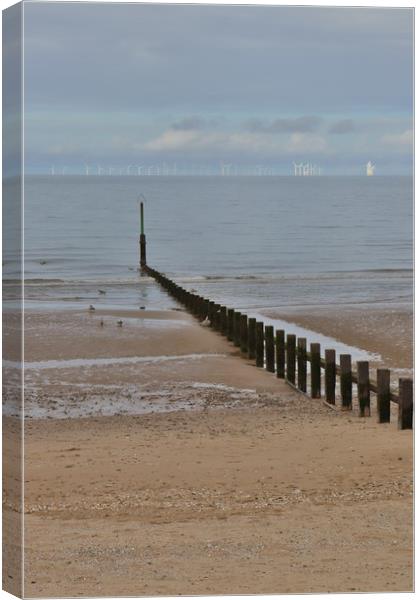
18 2 414 174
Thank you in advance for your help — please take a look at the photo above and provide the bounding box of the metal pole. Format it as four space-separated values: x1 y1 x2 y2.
140 200 146 268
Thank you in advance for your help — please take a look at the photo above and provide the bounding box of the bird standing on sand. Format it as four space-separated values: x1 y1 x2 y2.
201 316 211 327
100 319 104 327
88 305 95 312
117 320 123 327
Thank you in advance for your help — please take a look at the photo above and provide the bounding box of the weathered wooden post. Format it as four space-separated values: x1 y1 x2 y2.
377 368 391 423
255 321 264 367
286 334 296 385
139 201 147 268
227 309 234 341
214 303 221 331
265 325 275 373
248 318 256 359
398 378 413 430
208 301 215 327
220 306 227 335
234 312 242 347
340 354 352 410
240 314 248 354
325 349 336 404
310 343 321 398
297 337 307 392
357 361 370 417
276 330 285 379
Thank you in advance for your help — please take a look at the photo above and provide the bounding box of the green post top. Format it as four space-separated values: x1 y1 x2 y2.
140 201 144 235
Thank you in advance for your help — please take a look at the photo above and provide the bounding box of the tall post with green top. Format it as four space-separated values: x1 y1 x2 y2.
140 201 146 268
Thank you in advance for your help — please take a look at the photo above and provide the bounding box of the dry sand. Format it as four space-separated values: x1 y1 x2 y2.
3 307 413 596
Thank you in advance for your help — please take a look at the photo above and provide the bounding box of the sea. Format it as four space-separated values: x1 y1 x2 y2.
3 175 413 313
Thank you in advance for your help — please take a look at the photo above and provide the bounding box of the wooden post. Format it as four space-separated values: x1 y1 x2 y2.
398 378 413 430
214 304 221 331
276 330 285 379
234 312 242 347
240 314 248 354
220 306 227 335
286 334 296 385
310 343 321 398
227 309 234 341
140 201 146 268
265 325 275 373
297 338 307 392
248 318 256 359
340 354 352 410
204 299 210 320
357 361 370 417
325 349 336 404
377 369 391 424
208 301 215 327
255 321 264 367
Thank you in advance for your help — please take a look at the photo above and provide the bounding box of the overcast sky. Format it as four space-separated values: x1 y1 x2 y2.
21 2 413 174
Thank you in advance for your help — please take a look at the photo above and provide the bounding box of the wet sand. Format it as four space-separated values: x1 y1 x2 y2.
264 305 413 372
3 307 413 596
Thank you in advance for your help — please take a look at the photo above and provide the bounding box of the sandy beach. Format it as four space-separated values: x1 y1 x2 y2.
2 304 412 596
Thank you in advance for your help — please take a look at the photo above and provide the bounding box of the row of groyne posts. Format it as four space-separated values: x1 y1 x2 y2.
139 202 413 430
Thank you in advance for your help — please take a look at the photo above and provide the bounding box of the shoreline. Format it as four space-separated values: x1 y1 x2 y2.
263 304 413 372
5 304 413 594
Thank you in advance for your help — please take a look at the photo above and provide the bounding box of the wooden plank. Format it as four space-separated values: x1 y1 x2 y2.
248 318 256 359
227 308 234 341
310 343 321 398
240 314 248 354
377 369 391 423
234 311 242 346
286 334 296 385
357 361 370 417
398 378 413 430
340 354 352 410
276 330 285 379
297 337 307 393
325 349 336 405
265 325 275 373
256 322 264 367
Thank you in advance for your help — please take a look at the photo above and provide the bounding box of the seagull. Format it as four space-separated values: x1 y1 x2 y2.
98 289 106 295
201 316 211 327
88 305 95 312
117 320 123 327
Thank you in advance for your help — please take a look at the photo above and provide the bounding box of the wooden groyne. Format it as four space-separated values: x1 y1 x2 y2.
144 265 413 431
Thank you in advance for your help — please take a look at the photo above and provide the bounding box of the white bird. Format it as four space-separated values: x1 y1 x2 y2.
201 316 211 327
88 305 95 312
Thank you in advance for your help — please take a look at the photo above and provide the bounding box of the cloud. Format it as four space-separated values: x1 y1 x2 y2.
328 119 355 134
143 127 329 159
244 116 322 134
381 129 413 148
171 117 206 131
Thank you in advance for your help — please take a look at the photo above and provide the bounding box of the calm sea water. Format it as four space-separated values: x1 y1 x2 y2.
4 175 413 311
